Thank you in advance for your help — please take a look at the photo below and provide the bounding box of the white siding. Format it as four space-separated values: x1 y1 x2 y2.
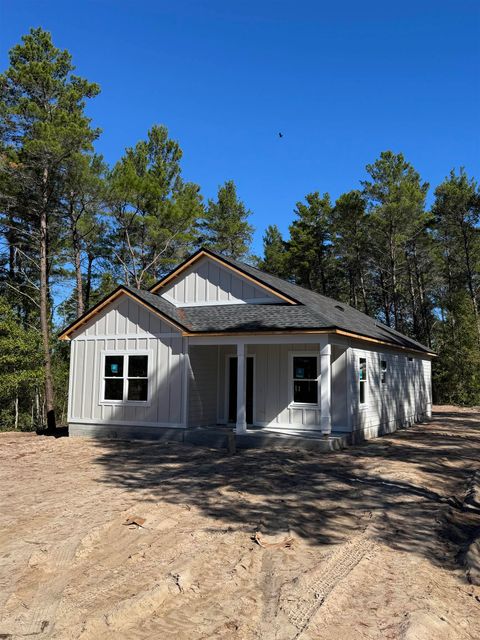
188 346 219 426
75 295 176 338
68 294 186 428
216 343 323 430
161 255 282 306
347 340 432 433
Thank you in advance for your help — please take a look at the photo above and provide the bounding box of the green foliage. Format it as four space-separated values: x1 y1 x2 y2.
431 169 480 403
433 294 480 405
0 27 101 428
0 296 43 430
331 190 371 312
287 192 337 296
258 154 479 405
362 151 430 331
198 180 253 259
257 225 289 278
1 28 478 420
107 125 203 287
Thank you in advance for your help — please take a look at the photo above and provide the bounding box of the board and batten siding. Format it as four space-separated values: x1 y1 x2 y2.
68 294 186 429
215 343 323 430
161 255 281 306
188 345 219 426
346 340 432 434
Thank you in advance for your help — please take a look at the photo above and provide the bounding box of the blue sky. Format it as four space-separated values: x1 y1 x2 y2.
1 0 479 255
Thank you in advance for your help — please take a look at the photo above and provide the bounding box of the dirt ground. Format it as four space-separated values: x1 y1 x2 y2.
1 407 479 640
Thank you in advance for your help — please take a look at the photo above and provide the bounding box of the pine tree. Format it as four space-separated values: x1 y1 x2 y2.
0 28 100 429
0 296 43 430
257 224 288 277
362 151 429 331
287 192 336 296
199 180 253 259
432 169 480 346
63 153 106 316
331 190 371 312
107 125 203 287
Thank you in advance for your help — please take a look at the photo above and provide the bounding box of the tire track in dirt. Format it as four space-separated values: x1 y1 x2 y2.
3 535 82 638
283 526 375 639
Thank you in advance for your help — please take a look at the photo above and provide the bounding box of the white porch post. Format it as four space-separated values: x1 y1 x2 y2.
236 341 247 434
320 340 332 436
181 338 190 427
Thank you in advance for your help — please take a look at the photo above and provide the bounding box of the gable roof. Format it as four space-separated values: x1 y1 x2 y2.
58 285 190 340
149 248 299 304
59 248 434 355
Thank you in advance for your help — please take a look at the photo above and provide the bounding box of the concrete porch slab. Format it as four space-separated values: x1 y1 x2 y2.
185 425 350 452
69 422 350 452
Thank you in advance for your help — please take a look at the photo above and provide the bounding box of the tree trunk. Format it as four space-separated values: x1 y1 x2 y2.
73 228 84 316
379 271 390 326
390 238 399 330
406 251 419 337
359 271 369 315
85 253 94 310
40 168 56 431
14 393 19 430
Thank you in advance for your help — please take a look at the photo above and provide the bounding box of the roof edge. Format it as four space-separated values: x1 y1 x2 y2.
58 286 188 340
148 248 299 305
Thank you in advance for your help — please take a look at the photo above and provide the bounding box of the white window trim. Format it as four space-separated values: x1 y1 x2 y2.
358 355 368 410
288 351 320 408
99 350 153 407
381 357 388 386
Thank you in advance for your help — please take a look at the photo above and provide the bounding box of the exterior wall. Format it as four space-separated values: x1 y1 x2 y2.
68 295 186 431
161 255 281 306
331 345 348 429
216 343 323 430
212 339 432 435
188 346 219 426
344 338 432 437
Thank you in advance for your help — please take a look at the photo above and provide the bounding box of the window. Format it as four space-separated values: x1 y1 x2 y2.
359 357 367 404
292 355 318 404
104 355 124 400
127 355 148 401
103 354 149 402
381 360 387 384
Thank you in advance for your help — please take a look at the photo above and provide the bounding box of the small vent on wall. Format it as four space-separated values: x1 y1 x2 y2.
334 305 345 311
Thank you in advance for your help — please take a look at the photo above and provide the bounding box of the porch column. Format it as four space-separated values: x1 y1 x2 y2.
236 341 247 434
320 341 332 436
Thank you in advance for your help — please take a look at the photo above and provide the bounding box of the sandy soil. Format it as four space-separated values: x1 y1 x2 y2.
0 406 479 639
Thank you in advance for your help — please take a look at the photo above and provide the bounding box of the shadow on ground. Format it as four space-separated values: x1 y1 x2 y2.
92 409 480 572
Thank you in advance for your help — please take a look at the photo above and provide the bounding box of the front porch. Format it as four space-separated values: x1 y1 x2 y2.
187 334 349 437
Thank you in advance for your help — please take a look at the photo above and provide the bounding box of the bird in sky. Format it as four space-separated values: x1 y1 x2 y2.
278 132 284 138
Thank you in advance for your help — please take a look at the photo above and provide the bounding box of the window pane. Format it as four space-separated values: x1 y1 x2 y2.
293 356 317 380
294 380 318 404
104 378 123 400
359 358 367 381
360 381 365 404
381 360 387 384
128 355 148 378
105 355 123 377
128 379 148 401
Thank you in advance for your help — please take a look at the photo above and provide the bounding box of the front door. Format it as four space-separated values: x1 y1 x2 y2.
228 357 254 424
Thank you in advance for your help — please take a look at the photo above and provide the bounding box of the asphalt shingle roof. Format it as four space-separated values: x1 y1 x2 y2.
125 250 433 353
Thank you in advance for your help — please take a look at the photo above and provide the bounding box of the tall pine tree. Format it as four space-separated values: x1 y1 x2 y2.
199 180 253 259
257 224 289 277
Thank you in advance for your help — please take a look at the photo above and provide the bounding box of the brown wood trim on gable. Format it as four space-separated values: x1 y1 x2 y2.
149 249 298 305
58 288 186 340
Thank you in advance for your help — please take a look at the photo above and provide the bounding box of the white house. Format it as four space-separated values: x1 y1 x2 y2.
59 248 434 443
